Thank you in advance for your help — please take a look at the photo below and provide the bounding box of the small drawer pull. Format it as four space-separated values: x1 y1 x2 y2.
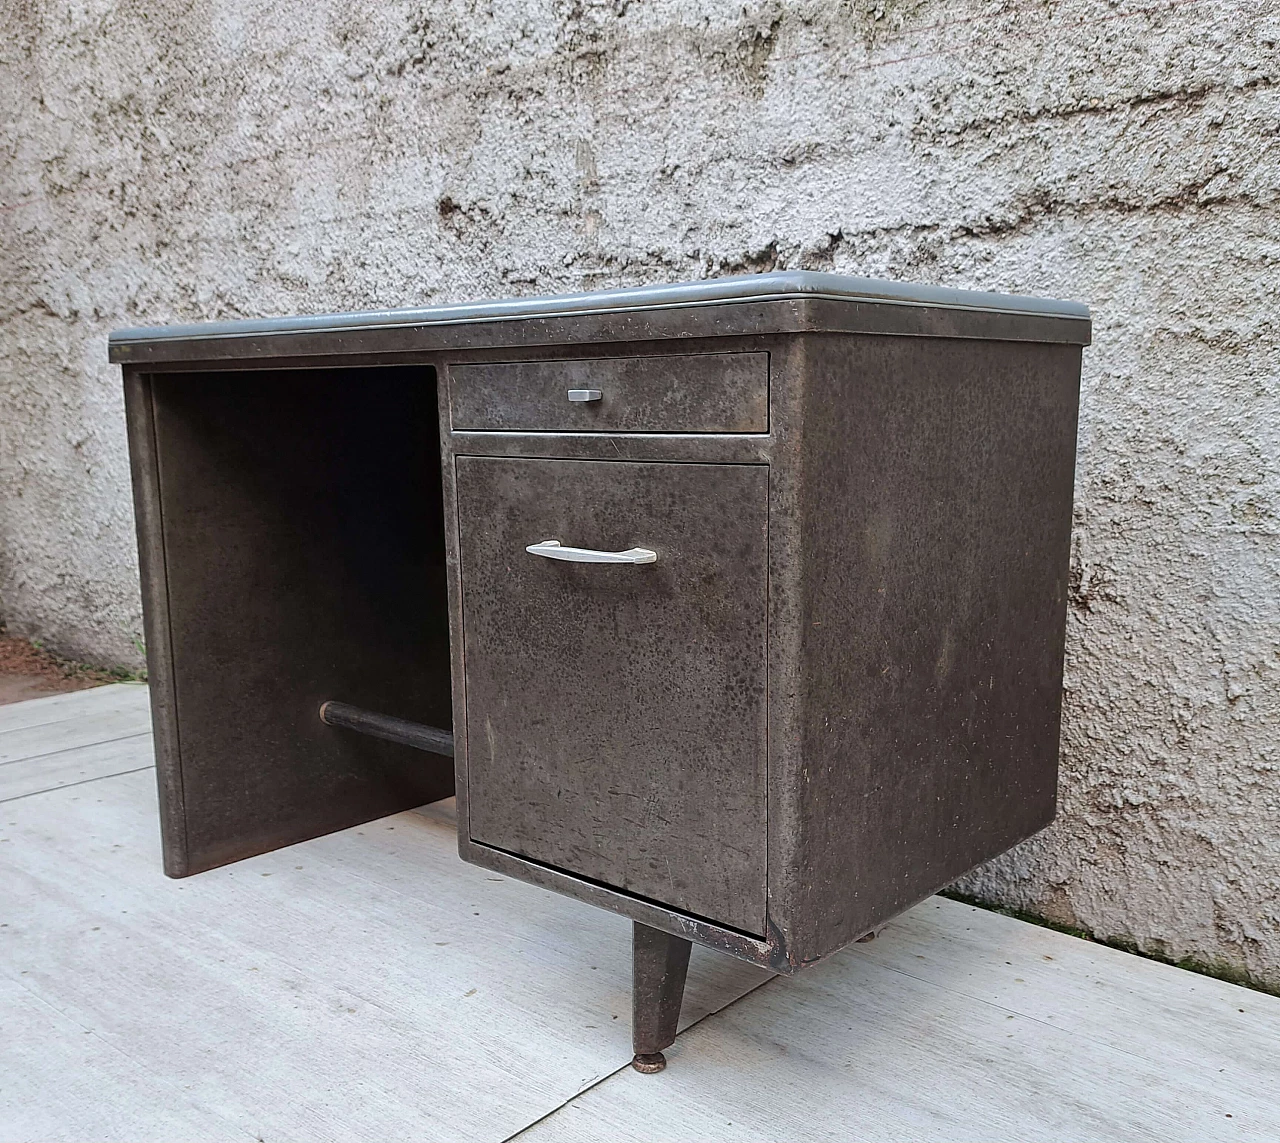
526 539 657 565
567 389 602 402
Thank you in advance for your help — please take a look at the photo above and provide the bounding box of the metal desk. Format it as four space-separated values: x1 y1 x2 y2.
111 271 1090 1071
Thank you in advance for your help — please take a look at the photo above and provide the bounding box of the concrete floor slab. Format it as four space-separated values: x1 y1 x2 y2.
2 685 1276 1143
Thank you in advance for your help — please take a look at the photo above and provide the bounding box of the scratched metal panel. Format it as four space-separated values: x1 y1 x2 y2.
456 456 769 936
780 334 1082 963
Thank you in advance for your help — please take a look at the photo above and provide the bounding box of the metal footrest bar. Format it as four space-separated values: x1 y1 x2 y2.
319 700 454 758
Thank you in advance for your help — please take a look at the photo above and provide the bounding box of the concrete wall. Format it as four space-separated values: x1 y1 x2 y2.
2 0 1277 988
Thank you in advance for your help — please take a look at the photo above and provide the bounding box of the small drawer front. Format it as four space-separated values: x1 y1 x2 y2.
448 352 768 433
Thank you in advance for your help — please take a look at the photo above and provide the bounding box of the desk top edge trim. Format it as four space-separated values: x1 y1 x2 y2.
108 271 1092 354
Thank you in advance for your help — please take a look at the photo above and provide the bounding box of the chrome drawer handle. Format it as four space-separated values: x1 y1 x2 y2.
567 389 602 402
525 539 657 565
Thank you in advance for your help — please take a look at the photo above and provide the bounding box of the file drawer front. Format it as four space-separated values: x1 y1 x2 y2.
457 456 768 935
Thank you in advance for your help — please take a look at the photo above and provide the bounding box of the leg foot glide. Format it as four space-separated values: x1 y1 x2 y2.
631 1052 667 1073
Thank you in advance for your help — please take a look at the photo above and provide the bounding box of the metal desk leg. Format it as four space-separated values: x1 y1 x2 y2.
631 921 692 1073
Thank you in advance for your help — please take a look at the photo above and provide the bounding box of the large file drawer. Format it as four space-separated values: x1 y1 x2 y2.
456 456 769 935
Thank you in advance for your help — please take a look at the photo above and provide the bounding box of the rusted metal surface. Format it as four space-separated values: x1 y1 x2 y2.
121 371 188 876
457 838 774 967
779 334 1082 964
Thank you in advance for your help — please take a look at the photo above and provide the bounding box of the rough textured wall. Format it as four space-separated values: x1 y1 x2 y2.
2 0 1277 988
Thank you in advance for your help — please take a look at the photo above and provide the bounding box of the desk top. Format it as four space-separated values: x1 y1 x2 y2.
109 271 1091 364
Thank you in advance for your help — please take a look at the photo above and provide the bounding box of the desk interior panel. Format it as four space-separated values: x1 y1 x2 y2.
148 365 454 874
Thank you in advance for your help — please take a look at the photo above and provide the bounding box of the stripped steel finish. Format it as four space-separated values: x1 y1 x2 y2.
456 456 769 937
114 271 1089 1063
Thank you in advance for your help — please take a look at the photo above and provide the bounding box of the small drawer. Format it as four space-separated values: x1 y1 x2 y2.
447 352 768 433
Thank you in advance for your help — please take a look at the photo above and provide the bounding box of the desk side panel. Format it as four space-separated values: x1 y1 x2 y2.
790 333 1082 961
123 371 189 875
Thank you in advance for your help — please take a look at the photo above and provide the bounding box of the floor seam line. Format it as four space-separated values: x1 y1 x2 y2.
499 1060 635 1141
0 694 149 737
303 834 484 907
499 969 783 1142
0 764 155 804
0 730 153 769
